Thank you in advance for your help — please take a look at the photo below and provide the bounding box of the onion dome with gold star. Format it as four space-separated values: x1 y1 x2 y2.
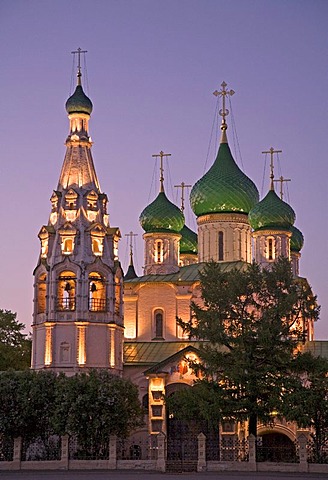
290 225 304 252
190 83 259 217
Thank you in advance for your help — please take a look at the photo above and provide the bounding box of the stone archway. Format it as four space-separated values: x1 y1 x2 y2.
257 432 298 463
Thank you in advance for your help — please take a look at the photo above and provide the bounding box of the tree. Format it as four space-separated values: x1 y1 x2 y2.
53 370 144 458
175 257 319 437
0 310 31 371
0 370 58 440
283 352 328 462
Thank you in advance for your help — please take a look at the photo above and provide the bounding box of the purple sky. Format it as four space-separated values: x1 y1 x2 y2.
1 0 327 339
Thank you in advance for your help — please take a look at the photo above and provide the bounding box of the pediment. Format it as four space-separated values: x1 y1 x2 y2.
144 345 200 376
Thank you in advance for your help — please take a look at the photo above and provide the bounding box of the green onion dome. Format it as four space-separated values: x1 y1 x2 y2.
290 225 304 252
139 191 185 234
190 143 259 216
249 189 296 231
66 85 93 115
180 225 198 254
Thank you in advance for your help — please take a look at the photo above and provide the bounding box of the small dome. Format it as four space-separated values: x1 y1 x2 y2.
139 191 184 234
180 225 198 254
66 85 93 115
249 189 296 231
290 225 304 252
190 143 259 217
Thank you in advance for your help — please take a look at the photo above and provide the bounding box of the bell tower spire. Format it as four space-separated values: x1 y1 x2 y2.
32 52 123 374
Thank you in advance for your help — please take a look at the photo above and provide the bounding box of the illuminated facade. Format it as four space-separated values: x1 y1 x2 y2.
32 64 123 374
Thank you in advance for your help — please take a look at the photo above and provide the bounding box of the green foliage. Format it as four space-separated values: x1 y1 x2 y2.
0 370 143 449
53 370 143 456
283 352 328 461
0 309 31 371
0 370 57 439
175 257 319 436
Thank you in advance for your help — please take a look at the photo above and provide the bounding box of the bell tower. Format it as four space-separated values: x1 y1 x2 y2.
32 50 123 374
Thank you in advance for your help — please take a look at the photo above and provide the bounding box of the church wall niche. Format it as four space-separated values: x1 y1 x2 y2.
88 271 107 312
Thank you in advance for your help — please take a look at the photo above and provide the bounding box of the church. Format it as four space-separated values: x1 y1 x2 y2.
31 57 320 451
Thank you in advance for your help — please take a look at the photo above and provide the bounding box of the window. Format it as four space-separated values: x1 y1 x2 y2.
37 273 47 314
154 309 164 338
57 271 76 311
155 240 163 263
62 238 73 255
92 238 103 256
267 237 275 261
218 231 224 261
88 272 106 311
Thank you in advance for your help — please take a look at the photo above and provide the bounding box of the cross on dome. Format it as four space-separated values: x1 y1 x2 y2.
71 47 88 86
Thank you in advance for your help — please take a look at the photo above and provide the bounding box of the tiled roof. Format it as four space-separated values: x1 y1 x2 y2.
303 341 328 358
124 260 247 285
124 341 202 365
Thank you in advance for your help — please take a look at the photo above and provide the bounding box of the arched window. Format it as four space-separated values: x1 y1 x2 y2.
92 238 103 256
57 271 76 311
267 237 275 261
62 238 73 255
37 273 47 314
218 231 224 261
115 276 121 315
154 309 164 338
155 240 163 263
88 272 106 311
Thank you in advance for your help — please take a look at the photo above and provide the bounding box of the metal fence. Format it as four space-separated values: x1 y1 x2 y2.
117 435 158 460
69 436 109 460
21 436 61 461
220 437 249 461
0 436 14 462
307 438 328 464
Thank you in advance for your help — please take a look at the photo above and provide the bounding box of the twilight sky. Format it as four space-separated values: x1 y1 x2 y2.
1 0 327 339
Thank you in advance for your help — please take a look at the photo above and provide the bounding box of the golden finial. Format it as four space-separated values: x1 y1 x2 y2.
71 47 87 86
262 147 283 191
213 81 235 143
125 231 138 266
274 175 291 200
152 150 171 192
174 181 192 212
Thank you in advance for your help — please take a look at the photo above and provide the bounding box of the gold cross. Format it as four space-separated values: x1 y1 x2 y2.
125 231 138 264
262 147 282 191
274 176 291 200
71 48 87 84
174 181 192 212
152 151 171 192
213 81 235 125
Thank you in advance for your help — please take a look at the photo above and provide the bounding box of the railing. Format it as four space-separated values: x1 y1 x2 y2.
21 436 61 461
307 439 328 464
0 436 14 462
220 437 249 462
57 297 76 311
88 298 107 312
69 436 109 460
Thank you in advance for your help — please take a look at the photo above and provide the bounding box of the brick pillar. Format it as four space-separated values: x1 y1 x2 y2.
248 434 257 471
61 435 69 470
197 433 207 472
13 437 22 470
297 433 308 473
156 432 166 472
108 435 117 469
